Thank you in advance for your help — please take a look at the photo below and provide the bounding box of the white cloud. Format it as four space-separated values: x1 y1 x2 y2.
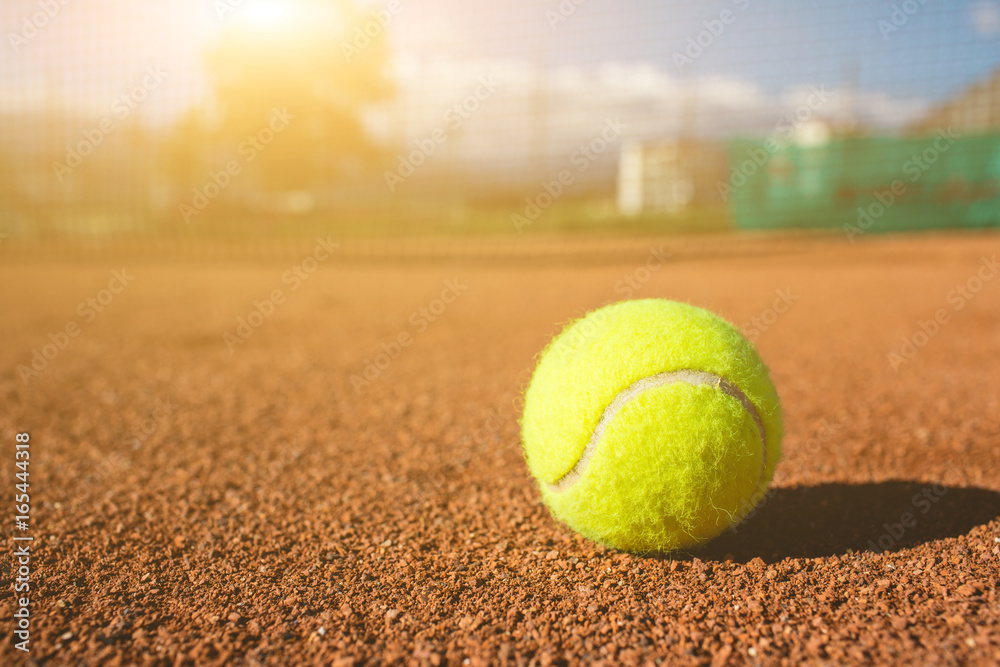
369 56 929 180
852 90 928 129
971 1 1000 36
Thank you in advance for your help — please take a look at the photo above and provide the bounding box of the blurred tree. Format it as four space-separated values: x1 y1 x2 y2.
160 109 212 190
202 0 393 192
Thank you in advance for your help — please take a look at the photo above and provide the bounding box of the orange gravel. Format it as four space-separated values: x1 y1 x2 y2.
1 232 999 665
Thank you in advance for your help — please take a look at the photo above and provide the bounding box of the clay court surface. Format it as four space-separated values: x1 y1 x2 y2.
2 231 1000 665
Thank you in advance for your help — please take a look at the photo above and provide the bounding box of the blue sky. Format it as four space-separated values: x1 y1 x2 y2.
3 0 998 164
368 0 1000 172
395 0 1000 106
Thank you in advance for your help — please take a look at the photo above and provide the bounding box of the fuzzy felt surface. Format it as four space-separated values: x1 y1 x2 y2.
520 299 783 552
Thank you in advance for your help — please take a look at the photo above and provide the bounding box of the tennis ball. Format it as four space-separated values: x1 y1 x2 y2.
521 299 782 553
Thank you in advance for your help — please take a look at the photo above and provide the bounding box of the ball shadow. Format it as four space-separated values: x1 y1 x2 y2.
684 481 1000 563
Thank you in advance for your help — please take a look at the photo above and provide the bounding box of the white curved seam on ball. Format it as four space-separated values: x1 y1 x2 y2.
549 369 767 493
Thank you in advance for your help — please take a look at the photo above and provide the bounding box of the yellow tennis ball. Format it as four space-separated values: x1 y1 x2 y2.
521 299 783 553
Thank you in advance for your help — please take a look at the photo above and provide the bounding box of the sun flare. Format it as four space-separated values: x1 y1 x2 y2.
236 0 297 28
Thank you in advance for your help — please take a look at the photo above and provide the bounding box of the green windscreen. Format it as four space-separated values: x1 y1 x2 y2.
729 132 1000 234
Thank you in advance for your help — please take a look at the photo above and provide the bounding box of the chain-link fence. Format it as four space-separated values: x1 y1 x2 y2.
2 0 999 257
